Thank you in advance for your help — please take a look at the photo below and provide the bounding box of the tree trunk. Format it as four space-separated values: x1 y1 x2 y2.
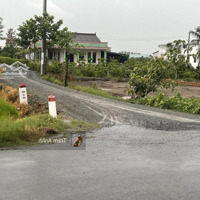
43 38 47 74
107 69 110 79
175 70 177 80
65 57 69 87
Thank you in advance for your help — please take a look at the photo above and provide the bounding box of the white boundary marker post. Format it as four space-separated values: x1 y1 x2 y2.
19 84 28 104
48 95 57 118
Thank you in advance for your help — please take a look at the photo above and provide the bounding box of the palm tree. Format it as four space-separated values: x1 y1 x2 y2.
190 26 200 65
0 17 4 40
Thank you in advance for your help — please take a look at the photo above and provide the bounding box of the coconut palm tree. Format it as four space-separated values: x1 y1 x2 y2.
0 17 4 40
190 26 200 65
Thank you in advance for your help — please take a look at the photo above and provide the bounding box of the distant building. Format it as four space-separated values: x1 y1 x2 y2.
107 52 129 63
26 33 111 64
152 43 199 68
129 53 151 59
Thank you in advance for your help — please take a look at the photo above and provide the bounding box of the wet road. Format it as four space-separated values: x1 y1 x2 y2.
1 125 200 200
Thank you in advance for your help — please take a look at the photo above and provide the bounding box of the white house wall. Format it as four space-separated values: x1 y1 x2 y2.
189 46 199 68
153 44 199 68
25 50 106 64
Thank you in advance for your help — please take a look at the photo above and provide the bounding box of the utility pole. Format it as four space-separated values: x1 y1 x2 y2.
41 0 47 75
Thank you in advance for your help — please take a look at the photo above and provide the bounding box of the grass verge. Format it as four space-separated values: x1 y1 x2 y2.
41 75 124 101
68 83 123 101
0 98 97 148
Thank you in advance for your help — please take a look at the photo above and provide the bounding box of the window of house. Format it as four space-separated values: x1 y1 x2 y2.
101 51 104 59
49 52 53 60
79 54 84 61
93 52 96 63
88 52 92 62
69 54 74 62
58 52 60 61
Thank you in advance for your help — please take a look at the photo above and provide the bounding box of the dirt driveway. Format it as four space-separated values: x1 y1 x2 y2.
77 79 200 99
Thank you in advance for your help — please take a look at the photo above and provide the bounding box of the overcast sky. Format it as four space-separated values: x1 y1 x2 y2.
0 0 199 54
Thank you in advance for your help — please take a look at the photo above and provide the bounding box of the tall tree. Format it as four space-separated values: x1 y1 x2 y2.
17 18 38 49
190 26 200 65
191 26 200 44
0 17 4 40
17 12 63 73
56 27 76 87
6 28 16 46
128 40 190 98
1 28 18 58
34 12 63 74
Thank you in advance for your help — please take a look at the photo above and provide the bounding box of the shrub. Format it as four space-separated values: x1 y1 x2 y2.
47 60 64 74
0 56 40 71
182 72 196 81
131 92 200 114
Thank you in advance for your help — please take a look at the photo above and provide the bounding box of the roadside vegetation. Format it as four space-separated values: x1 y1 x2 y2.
0 86 97 148
42 75 123 101
130 92 200 114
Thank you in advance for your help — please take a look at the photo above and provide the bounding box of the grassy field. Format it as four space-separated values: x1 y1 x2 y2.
0 98 96 147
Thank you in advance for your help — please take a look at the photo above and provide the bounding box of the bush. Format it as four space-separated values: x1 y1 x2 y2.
131 92 200 114
182 72 196 81
0 56 40 71
47 60 64 74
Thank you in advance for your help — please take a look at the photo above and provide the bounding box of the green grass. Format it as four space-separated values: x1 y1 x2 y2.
0 114 97 147
41 75 124 101
69 83 123 101
41 75 63 85
0 98 97 147
0 98 18 120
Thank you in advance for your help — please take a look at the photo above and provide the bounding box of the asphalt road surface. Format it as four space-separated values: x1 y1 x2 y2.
1 71 200 200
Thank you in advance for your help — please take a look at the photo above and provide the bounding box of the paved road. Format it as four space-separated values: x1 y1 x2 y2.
1 125 200 200
1 71 200 200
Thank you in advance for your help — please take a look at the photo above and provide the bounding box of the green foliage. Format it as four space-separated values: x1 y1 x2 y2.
17 12 63 49
0 56 40 71
0 99 18 120
127 40 191 98
47 60 63 74
128 58 177 98
75 59 133 79
42 75 63 85
0 46 17 58
131 92 200 114
182 72 196 81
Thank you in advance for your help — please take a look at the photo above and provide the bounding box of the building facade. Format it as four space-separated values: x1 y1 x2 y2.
26 33 111 64
152 44 199 68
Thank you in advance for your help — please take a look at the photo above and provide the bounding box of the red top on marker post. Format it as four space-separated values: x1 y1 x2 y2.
48 95 56 102
19 84 26 88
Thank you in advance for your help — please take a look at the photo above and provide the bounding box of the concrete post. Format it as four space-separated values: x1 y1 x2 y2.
48 95 57 118
19 84 28 104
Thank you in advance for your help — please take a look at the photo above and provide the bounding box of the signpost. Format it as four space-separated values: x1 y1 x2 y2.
19 84 28 104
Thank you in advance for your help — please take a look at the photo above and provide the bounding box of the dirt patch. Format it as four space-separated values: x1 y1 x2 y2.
0 83 48 117
76 79 200 99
